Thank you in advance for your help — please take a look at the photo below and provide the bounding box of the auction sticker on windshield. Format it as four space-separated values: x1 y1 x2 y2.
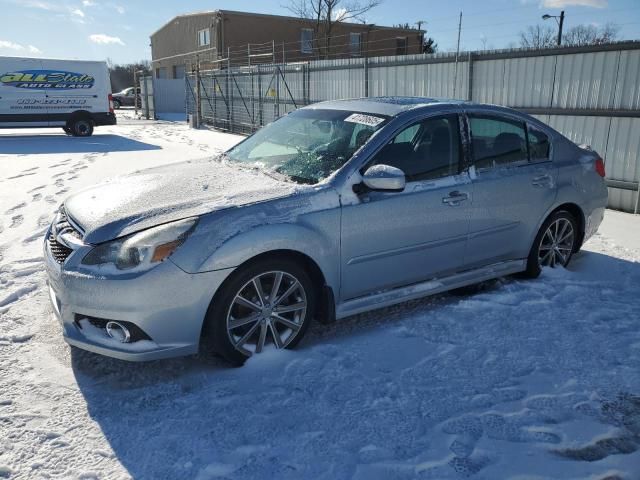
344 113 385 127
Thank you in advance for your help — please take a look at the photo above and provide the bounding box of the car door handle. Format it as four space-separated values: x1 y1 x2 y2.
531 174 552 187
442 191 469 206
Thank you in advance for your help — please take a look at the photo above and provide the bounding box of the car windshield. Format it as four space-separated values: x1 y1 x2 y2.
225 109 389 184
117 88 132 95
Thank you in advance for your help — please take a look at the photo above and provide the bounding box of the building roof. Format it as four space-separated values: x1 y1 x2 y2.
150 9 423 38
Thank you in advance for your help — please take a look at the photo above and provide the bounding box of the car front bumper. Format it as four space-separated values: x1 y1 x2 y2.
44 232 234 362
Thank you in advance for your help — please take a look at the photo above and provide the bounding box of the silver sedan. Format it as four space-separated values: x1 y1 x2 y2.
44 97 608 365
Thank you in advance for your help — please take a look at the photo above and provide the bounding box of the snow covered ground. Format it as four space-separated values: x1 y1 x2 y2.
1 111 639 480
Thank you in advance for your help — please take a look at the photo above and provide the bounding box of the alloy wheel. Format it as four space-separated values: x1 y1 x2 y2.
538 218 574 268
226 271 307 356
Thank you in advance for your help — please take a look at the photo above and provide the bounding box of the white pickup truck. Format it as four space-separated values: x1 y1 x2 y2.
0 56 116 136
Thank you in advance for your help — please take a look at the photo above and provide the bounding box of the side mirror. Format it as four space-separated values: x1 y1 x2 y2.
361 164 406 192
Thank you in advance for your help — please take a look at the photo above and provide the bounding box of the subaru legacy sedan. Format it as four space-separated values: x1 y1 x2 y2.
44 97 607 365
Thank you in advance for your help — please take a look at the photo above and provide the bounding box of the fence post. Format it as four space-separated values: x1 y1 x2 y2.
258 66 263 127
133 68 138 117
275 65 280 119
213 72 217 130
364 57 369 97
195 54 201 127
226 48 232 132
467 51 474 101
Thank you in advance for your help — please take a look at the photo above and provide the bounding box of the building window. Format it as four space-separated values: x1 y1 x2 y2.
350 33 361 56
396 37 408 55
172 65 185 79
198 28 210 47
156 67 167 79
301 28 313 54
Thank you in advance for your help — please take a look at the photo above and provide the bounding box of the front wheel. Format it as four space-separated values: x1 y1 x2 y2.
113 99 121 109
522 211 578 278
205 258 315 365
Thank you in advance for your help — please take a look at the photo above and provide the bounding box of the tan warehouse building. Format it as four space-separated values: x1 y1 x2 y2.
151 10 424 78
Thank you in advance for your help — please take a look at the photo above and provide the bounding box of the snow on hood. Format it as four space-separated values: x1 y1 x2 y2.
64 157 298 244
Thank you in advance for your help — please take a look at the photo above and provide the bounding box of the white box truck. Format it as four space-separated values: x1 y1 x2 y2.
0 56 116 136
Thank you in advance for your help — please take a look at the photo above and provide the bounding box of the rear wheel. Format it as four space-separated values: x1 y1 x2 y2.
205 258 315 365
69 118 94 137
523 210 578 278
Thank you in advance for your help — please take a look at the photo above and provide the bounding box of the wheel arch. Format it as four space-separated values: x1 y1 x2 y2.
66 110 94 123
200 248 334 340
551 203 585 252
533 202 586 254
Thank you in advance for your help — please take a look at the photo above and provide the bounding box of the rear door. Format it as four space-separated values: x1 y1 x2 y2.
465 111 557 268
0 57 48 126
340 112 472 300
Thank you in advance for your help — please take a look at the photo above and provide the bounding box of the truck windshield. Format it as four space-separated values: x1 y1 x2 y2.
225 109 389 184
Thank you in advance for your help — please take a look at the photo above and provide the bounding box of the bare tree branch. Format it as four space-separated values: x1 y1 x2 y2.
519 22 621 49
563 23 620 46
286 0 381 58
519 25 556 49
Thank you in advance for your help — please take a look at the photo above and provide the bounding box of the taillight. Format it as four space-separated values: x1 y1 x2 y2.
595 157 606 177
108 93 114 114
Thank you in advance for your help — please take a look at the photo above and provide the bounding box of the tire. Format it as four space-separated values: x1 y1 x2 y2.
205 258 316 366
522 210 578 278
70 118 94 137
113 99 121 110
62 127 72 135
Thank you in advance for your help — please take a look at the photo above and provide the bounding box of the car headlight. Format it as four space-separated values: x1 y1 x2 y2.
81 218 198 273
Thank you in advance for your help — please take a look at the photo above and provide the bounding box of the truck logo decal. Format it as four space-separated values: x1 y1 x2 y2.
0 70 95 89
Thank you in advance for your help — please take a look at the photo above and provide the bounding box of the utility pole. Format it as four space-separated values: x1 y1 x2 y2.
543 10 565 46
453 11 462 98
557 10 565 46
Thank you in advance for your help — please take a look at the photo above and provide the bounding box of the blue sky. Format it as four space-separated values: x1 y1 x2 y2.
0 0 638 64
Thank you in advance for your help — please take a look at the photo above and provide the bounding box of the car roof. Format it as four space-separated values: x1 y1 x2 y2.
302 96 531 119
302 96 471 117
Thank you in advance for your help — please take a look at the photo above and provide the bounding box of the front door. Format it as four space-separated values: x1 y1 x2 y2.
340 113 472 300
465 112 558 268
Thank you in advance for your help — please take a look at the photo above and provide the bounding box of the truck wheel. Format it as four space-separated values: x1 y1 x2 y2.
70 119 94 137
62 127 72 135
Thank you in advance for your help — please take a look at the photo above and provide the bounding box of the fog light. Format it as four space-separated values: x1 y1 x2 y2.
105 321 131 343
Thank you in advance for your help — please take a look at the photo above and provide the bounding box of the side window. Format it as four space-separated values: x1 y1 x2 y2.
371 115 461 182
528 125 550 162
469 115 528 169
393 124 420 144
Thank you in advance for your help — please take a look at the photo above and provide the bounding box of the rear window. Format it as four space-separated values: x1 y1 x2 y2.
528 125 550 162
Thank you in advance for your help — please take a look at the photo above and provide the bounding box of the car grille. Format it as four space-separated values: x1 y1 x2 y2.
48 231 73 264
48 209 83 265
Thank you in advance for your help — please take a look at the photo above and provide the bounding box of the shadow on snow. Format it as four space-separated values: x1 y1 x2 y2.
0 133 161 155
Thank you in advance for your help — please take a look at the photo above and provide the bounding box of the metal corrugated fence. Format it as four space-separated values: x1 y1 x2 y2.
186 41 640 212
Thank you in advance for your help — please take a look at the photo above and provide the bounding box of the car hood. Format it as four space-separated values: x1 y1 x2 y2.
64 157 299 244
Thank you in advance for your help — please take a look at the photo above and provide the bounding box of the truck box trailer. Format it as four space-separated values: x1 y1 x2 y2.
0 56 116 136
